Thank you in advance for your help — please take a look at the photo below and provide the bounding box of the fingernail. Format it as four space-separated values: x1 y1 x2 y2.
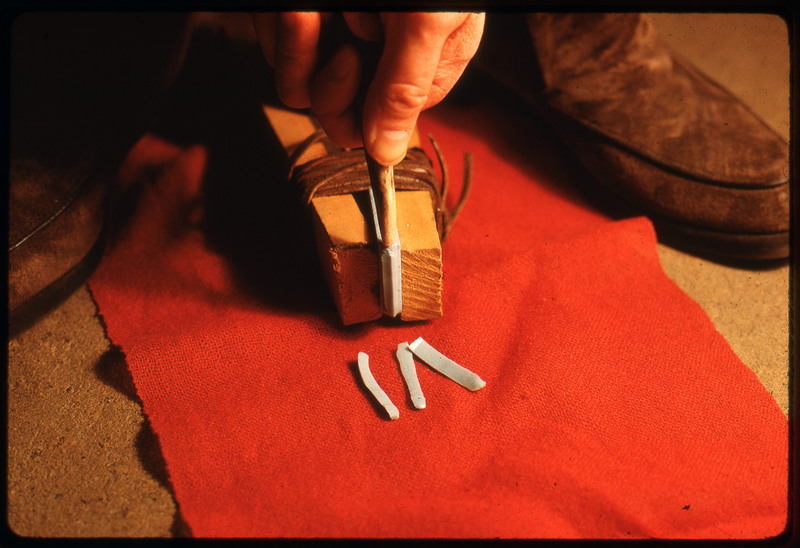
368 128 410 166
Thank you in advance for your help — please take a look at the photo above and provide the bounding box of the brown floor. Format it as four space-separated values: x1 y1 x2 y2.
6 13 791 538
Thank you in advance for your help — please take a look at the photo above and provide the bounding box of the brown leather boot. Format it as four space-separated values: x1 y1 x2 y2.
474 13 789 262
8 14 191 336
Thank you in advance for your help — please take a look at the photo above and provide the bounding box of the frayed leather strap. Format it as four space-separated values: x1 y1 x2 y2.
288 129 471 241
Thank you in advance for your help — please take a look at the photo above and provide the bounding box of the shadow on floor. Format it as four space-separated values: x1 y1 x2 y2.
145 25 333 319
94 345 192 538
90 27 343 538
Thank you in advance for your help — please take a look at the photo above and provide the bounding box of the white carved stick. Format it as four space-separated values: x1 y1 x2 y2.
397 342 426 409
357 352 400 420
408 337 486 392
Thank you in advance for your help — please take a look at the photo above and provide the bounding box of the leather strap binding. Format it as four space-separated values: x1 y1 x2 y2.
288 129 472 241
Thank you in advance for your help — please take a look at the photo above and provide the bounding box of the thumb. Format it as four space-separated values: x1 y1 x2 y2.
362 16 445 166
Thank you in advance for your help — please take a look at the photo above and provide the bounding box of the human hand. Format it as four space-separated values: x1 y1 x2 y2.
254 12 485 166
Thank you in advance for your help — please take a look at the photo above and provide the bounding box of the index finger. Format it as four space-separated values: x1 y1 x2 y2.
272 12 322 110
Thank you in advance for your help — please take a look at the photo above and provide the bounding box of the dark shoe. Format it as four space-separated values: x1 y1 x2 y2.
8 143 108 337
475 13 789 261
8 13 191 336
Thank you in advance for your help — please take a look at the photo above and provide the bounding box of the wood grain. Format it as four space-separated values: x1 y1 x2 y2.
263 105 443 325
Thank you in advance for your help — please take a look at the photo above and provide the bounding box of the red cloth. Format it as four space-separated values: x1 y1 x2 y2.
89 99 787 539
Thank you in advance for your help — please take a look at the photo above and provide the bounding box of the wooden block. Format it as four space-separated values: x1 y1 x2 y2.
311 193 381 324
263 105 443 325
397 192 442 322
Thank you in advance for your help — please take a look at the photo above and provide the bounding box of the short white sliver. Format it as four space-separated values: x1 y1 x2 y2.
397 343 426 409
357 352 400 420
407 337 486 391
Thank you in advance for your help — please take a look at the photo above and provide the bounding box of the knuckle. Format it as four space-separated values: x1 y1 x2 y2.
275 43 311 65
427 80 448 107
382 82 429 118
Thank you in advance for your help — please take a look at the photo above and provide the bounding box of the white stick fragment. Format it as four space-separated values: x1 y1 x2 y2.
397 343 426 409
357 352 400 420
407 337 486 391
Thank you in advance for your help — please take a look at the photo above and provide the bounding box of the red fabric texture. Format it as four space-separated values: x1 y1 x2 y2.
89 99 787 539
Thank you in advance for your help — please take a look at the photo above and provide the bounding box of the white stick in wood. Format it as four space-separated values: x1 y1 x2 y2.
407 337 486 391
379 164 398 248
357 352 400 420
397 342 426 409
368 187 402 318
